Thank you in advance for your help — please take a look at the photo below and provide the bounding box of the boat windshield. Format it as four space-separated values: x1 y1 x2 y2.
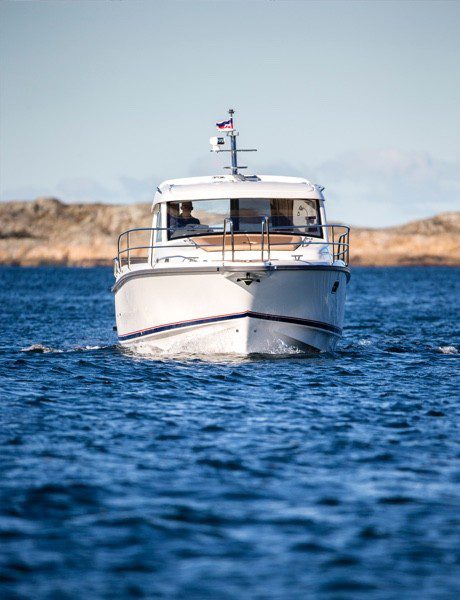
166 198 321 240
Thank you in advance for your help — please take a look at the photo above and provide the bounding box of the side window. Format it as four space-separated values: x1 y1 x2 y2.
152 204 162 243
269 199 321 236
293 200 321 236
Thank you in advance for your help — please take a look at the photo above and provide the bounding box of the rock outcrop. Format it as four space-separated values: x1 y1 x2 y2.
0 198 151 266
351 212 460 266
0 198 458 266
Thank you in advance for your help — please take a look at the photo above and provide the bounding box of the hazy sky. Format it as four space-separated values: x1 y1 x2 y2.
1 0 459 225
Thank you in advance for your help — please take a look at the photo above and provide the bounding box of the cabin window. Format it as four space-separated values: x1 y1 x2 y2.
152 204 162 243
166 198 322 239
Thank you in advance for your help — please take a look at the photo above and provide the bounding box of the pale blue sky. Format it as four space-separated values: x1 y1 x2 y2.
1 0 459 225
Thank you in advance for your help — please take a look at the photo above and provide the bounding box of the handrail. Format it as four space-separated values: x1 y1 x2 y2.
127 230 130 270
261 219 265 261
117 239 349 254
223 218 235 261
261 216 271 262
115 222 350 272
337 232 348 263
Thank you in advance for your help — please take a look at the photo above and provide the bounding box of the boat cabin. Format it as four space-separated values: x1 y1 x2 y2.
115 175 350 271
140 175 339 263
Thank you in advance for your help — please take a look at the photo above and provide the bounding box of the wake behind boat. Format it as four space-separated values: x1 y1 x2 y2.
113 110 350 355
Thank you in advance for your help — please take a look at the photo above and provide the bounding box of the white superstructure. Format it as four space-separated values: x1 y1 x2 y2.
113 111 350 355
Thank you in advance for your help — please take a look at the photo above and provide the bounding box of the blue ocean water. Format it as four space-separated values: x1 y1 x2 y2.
0 266 459 599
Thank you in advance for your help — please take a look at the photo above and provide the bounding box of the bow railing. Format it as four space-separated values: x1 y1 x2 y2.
114 222 350 274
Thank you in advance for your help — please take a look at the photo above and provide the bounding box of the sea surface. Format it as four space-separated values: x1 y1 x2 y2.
0 266 459 599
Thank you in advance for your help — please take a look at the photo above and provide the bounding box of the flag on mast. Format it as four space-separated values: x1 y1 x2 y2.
216 117 234 131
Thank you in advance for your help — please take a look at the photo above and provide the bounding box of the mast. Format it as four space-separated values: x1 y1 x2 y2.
228 108 238 175
210 108 257 177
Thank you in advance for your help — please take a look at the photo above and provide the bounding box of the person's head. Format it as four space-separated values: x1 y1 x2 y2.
169 203 179 216
181 202 193 216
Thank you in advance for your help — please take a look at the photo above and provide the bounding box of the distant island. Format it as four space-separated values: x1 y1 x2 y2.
0 197 458 266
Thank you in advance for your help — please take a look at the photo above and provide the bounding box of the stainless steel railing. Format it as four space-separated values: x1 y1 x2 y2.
114 222 350 274
222 218 235 262
261 216 271 262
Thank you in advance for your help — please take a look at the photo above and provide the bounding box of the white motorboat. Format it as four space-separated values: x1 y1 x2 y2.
113 110 350 355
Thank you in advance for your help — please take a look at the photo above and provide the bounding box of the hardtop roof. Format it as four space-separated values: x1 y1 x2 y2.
152 175 325 208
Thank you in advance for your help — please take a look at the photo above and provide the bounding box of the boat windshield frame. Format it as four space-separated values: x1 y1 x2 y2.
164 198 323 241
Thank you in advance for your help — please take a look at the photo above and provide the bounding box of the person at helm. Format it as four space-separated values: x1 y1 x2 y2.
178 202 200 227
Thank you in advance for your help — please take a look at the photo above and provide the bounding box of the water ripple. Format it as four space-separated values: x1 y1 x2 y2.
0 266 459 599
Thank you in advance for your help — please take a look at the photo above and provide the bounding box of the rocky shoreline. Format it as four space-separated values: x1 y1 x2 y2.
0 198 458 266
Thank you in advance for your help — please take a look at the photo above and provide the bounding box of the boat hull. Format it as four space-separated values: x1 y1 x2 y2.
114 265 349 355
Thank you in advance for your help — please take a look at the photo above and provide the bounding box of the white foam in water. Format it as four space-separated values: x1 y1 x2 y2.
124 334 308 360
262 337 306 355
21 344 63 354
79 345 104 351
438 346 458 355
21 344 107 354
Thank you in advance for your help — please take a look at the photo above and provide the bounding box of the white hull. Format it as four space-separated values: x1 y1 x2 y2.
114 265 349 355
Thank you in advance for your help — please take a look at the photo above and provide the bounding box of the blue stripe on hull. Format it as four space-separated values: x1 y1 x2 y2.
118 311 342 342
